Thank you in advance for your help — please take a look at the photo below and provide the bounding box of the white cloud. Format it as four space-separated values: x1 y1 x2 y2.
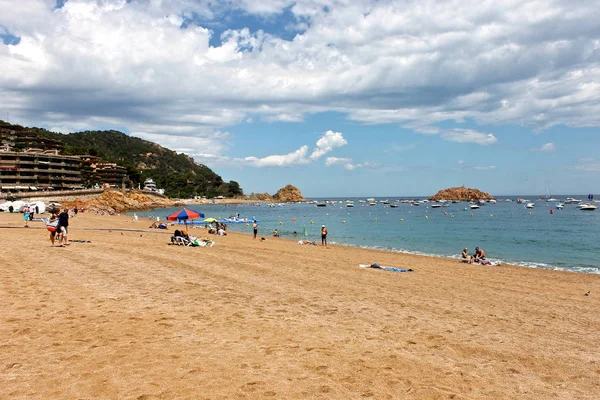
325 157 353 166
194 130 347 167
1 0 600 153
325 157 378 170
441 129 498 146
309 130 348 160
244 145 310 167
538 142 556 152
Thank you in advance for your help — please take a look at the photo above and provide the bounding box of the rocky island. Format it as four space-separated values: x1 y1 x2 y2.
429 186 494 201
247 184 306 203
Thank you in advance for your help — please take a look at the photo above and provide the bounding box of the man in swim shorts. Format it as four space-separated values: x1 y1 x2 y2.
321 225 328 246
253 221 258 239
473 247 486 262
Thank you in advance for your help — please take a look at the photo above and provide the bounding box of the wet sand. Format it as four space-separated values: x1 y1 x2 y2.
1 212 599 399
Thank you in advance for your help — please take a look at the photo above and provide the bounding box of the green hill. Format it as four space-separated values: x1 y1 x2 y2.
0 121 242 198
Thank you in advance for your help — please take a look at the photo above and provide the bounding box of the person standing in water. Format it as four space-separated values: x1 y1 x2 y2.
321 225 328 246
253 220 258 239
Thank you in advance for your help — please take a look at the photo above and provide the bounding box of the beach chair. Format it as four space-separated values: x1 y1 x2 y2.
171 230 192 246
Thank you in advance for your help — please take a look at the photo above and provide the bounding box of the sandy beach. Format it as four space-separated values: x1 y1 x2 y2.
1 212 599 399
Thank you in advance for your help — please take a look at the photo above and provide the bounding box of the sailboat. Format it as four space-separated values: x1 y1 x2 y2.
540 185 557 202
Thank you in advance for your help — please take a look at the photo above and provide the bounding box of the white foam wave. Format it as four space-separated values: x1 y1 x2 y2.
330 242 600 275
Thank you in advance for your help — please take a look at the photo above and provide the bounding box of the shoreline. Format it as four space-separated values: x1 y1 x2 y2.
1 212 599 398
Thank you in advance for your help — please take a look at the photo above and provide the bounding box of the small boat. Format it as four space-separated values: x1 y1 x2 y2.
470 204 480 209
345 201 354 207
555 203 564 209
389 204 399 208
488 199 497 204
579 203 597 211
316 202 326 207
525 202 535 209
564 198 582 204
431 204 442 208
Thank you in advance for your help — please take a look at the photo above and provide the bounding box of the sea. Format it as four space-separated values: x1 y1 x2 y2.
131 196 600 275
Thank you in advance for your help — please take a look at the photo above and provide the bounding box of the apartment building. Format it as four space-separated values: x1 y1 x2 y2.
0 149 82 192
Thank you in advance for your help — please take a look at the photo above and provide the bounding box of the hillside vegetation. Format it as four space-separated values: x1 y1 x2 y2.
1 121 242 198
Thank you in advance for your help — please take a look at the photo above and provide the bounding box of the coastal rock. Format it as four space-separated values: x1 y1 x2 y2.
273 185 306 202
246 185 306 202
64 190 181 213
429 186 494 201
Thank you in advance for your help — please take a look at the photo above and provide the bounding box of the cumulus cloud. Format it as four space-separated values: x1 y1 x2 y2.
194 130 347 167
1 0 600 153
309 130 347 160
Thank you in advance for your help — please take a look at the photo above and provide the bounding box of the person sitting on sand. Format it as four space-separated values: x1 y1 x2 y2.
217 227 227 236
472 247 486 263
461 248 472 263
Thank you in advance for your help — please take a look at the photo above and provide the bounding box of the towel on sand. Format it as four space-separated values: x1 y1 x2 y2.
358 264 413 272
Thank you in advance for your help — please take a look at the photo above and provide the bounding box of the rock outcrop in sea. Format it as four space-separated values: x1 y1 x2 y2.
429 186 494 201
247 184 306 202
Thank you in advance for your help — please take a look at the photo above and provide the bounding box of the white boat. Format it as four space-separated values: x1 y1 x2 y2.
579 203 597 211
366 198 375 202
555 203 564 209
390 204 398 208
547 198 557 202
564 198 582 204
525 202 535 209
316 202 327 207
368 202 377 206
488 199 497 204
470 204 480 209
431 204 442 208
345 201 354 207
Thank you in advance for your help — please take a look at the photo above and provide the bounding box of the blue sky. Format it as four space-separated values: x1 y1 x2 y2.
1 0 599 197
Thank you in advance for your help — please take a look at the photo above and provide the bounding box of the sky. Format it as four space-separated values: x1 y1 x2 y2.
1 0 599 197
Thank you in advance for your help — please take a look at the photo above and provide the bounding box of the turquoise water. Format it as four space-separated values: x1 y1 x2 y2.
132 197 600 274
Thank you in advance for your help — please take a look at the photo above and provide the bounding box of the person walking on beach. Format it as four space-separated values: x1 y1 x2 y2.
321 225 328 246
253 220 258 239
23 206 30 227
57 208 70 247
48 211 58 246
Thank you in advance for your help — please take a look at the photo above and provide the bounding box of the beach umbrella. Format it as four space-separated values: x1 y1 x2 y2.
167 208 205 229
203 217 218 223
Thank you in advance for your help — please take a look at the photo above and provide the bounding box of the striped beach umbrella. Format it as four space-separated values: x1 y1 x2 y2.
167 209 205 228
